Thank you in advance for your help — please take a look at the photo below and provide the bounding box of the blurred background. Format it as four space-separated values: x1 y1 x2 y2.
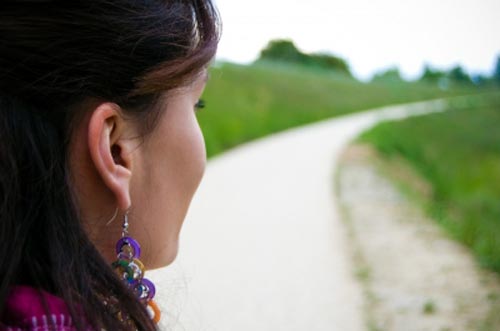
200 0 500 156
157 0 500 330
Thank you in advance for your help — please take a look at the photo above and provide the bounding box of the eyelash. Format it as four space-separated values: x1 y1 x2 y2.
194 99 205 112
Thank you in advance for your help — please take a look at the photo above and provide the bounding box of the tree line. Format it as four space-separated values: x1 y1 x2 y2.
258 39 500 87
258 39 352 77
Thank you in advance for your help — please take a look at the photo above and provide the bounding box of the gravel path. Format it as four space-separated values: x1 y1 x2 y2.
336 144 500 331
148 99 449 331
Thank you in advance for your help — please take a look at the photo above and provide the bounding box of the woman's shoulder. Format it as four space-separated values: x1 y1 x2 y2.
1 285 85 331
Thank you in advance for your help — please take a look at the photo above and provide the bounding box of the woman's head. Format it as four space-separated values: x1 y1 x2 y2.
70 72 210 269
0 0 219 329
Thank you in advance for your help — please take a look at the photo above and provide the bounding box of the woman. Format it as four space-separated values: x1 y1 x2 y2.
0 0 220 330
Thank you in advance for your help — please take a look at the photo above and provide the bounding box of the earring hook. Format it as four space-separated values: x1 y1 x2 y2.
122 211 130 237
105 207 119 226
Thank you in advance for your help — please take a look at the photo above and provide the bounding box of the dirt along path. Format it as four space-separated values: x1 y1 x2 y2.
336 145 500 331
148 99 451 331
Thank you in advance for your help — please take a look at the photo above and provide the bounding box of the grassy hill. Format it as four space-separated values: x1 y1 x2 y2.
358 92 500 273
198 61 490 157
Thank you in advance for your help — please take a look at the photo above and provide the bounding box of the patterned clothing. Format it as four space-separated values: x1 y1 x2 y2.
1 286 88 331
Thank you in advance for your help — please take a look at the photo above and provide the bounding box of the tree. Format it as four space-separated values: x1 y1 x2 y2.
420 64 447 83
493 55 500 84
259 39 306 64
258 39 352 77
371 67 404 83
309 53 351 76
470 73 490 86
448 65 472 84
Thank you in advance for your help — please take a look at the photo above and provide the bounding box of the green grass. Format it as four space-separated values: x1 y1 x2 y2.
198 61 486 157
358 92 500 273
422 300 437 315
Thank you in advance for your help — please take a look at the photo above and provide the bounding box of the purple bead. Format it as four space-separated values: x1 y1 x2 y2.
116 236 141 259
141 278 156 300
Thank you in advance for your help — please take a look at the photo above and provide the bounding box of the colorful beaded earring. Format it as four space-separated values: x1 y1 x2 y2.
111 212 161 323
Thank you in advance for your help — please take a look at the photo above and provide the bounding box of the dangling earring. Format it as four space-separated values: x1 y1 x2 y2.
112 211 161 323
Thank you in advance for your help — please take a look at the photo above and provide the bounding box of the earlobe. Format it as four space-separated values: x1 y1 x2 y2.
87 102 133 211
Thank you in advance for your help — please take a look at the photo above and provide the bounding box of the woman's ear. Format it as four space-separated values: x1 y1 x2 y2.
87 102 134 211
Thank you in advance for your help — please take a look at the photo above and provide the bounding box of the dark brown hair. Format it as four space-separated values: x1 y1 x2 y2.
0 0 220 330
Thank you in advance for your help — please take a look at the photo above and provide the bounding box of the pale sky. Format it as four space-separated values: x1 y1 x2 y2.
213 0 500 81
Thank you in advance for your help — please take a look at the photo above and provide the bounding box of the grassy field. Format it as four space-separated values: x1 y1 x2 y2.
198 61 486 157
358 92 500 273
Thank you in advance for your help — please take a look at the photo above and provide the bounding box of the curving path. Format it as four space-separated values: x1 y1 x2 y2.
149 99 448 331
